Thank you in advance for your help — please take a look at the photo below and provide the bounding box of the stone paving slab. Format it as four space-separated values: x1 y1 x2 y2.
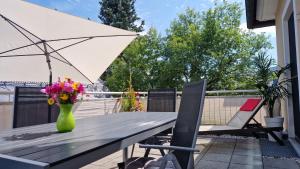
263 157 300 169
230 154 262 166
80 136 300 169
228 163 263 169
196 160 229 169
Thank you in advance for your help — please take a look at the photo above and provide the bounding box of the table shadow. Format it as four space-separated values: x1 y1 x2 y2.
3 131 58 141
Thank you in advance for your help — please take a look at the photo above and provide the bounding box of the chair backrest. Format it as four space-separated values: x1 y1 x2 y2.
13 87 59 128
170 80 206 169
227 98 265 129
147 88 176 112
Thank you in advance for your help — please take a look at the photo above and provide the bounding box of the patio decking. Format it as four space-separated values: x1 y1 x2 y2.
81 136 300 169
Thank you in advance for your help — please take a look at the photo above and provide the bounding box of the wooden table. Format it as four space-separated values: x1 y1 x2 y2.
0 112 177 169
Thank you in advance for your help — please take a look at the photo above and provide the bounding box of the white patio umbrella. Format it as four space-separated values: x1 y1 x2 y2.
0 0 138 84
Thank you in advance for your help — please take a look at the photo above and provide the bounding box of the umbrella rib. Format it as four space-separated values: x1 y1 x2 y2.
3 17 45 54
45 43 94 84
0 41 43 55
0 54 44 57
45 34 138 42
49 55 73 66
48 37 93 54
0 14 43 41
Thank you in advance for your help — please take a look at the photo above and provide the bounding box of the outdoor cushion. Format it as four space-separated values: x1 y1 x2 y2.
239 99 262 111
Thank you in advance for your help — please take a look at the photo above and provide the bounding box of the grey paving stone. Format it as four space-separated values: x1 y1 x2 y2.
233 148 262 156
202 153 232 163
229 163 263 169
214 138 237 143
236 138 259 144
231 154 263 166
263 157 300 169
235 143 260 150
213 142 236 148
207 146 234 154
196 160 229 169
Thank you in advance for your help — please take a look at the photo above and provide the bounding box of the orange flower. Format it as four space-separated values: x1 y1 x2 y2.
60 82 64 88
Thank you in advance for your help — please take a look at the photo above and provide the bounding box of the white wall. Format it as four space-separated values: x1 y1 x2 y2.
276 0 300 139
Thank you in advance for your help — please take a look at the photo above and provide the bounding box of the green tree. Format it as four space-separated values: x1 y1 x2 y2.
106 28 164 91
99 0 144 81
105 1 273 91
99 0 144 32
163 2 272 90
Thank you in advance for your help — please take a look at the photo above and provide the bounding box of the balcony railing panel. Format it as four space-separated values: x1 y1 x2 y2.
0 90 266 131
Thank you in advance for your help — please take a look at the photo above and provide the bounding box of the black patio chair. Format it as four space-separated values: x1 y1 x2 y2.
13 87 59 128
131 88 176 157
123 80 207 169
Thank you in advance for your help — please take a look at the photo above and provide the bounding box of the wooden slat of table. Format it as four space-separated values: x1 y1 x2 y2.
0 112 177 169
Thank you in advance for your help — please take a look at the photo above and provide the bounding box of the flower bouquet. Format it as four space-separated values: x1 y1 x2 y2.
41 78 84 132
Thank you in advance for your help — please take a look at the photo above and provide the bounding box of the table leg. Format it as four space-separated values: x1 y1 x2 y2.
123 147 128 162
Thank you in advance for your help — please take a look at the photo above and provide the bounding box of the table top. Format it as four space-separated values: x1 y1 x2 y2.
0 112 177 168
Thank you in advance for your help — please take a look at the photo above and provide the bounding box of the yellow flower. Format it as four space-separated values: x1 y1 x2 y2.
72 82 79 90
60 94 69 101
48 98 55 105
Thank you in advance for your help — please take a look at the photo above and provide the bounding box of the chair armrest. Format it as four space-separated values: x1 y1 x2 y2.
139 144 199 152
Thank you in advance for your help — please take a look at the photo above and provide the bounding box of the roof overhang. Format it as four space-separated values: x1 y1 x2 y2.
245 0 278 29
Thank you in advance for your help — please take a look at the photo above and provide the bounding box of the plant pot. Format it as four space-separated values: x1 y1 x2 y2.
264 116 284 142
56 104 76 133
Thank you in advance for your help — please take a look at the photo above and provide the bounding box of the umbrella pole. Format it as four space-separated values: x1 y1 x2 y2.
42 41 52 123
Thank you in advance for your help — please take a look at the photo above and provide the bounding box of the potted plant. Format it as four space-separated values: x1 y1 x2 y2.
120 75 143 112
254 52 290 141
41 78 85 133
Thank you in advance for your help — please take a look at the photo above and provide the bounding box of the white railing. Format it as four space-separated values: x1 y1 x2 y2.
0 90 264 125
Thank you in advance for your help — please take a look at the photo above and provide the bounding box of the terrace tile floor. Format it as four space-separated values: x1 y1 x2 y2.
81 136 300 169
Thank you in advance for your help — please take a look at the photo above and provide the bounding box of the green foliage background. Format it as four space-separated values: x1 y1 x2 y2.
100 1 273 91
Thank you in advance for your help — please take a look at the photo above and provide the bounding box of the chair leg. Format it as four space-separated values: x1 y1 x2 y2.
267 131 284 146
144 148 151 157
130 144 135 158
159 149 165 156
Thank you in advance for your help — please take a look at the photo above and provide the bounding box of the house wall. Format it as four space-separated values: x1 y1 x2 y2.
275 0 292 133
275 0 300 155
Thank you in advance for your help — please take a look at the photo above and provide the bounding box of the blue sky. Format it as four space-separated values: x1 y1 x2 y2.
27 0 277 58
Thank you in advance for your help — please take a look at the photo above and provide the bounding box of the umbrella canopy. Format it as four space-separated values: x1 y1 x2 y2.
0 0 137 84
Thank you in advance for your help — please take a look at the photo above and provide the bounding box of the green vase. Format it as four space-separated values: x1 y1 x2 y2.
56 104 75 133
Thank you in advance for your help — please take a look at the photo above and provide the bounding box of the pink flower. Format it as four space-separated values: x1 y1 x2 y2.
45 86 52 94
51 83 62 93
40 89 46 93
63 82 73 93
77 84 84 93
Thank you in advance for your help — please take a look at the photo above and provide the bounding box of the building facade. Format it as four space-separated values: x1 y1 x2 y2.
246 0 300 154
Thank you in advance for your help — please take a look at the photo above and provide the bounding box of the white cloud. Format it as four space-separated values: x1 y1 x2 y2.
240 22 276 37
